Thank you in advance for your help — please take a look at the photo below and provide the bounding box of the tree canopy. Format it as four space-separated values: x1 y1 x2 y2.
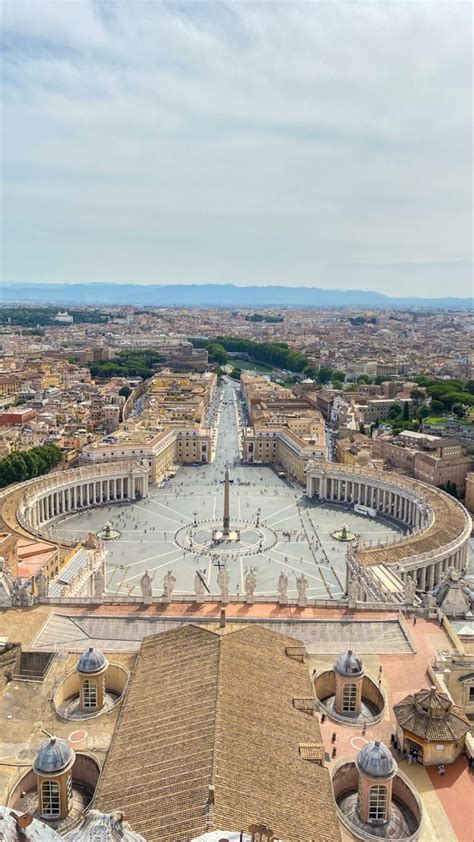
0 444 62 489
88 350 163 379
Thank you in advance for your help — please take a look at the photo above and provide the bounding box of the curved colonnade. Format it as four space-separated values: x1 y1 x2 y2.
306 463 472 592
9 461 149 548
1 458 470 600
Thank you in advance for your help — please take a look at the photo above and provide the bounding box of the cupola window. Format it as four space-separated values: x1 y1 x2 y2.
368 784 388 822
82 678 97 709
41 780 60 817
342 683 357 713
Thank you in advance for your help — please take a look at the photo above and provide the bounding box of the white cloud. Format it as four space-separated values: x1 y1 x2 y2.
1 0 472 295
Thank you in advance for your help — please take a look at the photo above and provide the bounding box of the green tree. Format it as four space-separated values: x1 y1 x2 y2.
0 444 62 489
317 367 332 385
402 401 410 421
388 403 402 419
119 386 132 399
452 403 465 418
207 343 228 365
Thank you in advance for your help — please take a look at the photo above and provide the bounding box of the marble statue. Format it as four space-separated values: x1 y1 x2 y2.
423 592 437 609
356 534 365 552
35 570 49 599
436 566 471 618
296 573 309 605
194 569 207 599
140 570 153 604
347 574 360 602
93 567 105 598
404 575 417 606
162 570 176 600
0 557 14 608
245 568 257 602
277 572 289 603
84 531 99 549
217 566 230 603
19 582 34 607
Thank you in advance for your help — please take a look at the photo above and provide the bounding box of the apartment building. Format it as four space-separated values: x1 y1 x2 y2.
241 374 327 482
373 432 473 494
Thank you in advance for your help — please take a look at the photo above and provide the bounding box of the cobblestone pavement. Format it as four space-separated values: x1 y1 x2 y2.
54 380 401 598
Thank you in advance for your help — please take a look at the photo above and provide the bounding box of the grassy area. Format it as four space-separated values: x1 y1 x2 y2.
229 357 275 374
426 415 474 428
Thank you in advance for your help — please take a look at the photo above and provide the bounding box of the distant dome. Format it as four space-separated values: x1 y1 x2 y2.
356 740 397 778
334 649 363 677
377 328 393 337
34 737 74 775
77 646 108 674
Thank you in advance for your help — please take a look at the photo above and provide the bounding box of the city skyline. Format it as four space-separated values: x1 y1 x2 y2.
2 1 472 297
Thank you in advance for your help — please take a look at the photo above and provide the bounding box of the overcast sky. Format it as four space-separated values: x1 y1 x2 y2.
1 0 472 297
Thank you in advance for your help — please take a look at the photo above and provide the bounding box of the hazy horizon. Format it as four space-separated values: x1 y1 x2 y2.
2 1 472 297
3 279 472 300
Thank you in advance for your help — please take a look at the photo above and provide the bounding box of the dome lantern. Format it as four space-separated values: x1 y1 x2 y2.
34 737 76 821
77 646 108 712
334 650 364 717
356 740 397 826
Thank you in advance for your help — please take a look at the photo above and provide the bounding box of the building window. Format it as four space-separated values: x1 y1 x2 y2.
82 678 97 709
469 686 474 702
41 780 60 817
342 683 357 712
368 785 388 822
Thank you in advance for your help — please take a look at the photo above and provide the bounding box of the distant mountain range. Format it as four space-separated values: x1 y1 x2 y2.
1 283 472 309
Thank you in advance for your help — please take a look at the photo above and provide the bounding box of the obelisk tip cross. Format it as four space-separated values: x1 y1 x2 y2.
223 469 230 536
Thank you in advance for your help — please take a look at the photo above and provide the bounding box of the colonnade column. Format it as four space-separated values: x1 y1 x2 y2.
419 566 427 591
428 565 435 591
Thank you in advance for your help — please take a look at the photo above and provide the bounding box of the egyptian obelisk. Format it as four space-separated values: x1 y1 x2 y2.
223 469 230 536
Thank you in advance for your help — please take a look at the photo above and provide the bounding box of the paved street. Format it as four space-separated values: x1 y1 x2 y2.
54 379 401 598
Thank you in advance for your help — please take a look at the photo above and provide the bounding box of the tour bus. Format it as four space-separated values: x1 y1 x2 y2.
354 503 377 518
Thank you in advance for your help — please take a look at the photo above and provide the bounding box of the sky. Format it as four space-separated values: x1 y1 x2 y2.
1 0 472 297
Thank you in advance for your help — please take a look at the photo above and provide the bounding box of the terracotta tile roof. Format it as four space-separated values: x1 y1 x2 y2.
394 687 470 743
94 624 341 842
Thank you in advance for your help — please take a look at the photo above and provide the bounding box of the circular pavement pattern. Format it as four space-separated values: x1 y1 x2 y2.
53 380 402 599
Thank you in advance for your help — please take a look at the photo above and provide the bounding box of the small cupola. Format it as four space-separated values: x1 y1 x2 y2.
33 737 76 821
334 649 364 717
355 739 397 825
76 646 108 712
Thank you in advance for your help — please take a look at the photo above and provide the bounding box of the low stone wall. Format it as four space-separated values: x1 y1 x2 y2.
314 670 385 727
53 663 129 720
332 761 422 842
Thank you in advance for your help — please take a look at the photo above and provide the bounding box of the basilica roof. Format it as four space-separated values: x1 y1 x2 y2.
94 624 341 842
